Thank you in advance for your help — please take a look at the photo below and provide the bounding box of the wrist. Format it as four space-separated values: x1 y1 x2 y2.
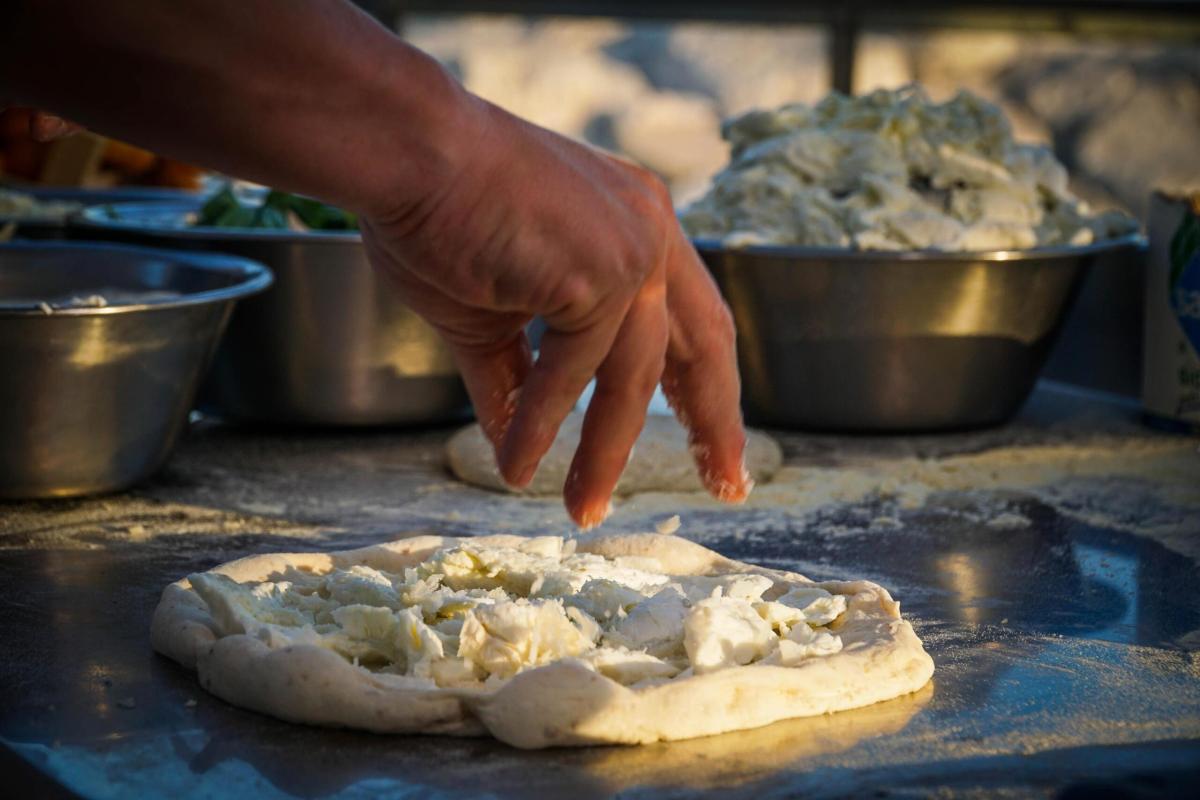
357 41 486 223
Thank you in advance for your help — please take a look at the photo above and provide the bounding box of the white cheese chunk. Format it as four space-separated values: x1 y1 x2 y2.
324 566 401 609
608 586 689 657
331 604 398 647
583 647 681 685
674 573 774 604
683 596 777 674
458 599 593 679
395 608 444 678
429 538 668 599
563 578 648 623
564 606 603 644
189 572 307 636
761 623 844 666
775 587 848 626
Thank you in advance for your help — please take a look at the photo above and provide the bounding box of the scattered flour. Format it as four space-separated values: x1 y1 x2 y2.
985 512 1032 530
0 497 321 550
616 437 1200 559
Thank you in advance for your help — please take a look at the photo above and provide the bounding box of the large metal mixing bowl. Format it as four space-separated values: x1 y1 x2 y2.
696 236 1144 431
72 202 469 426
0 241 271 498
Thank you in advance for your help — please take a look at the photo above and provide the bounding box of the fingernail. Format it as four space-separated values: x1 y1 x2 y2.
714 480 751 504
505 462 537 489
576 501 613 531
33 116 68 142
518 463 537 486
711 463 753 504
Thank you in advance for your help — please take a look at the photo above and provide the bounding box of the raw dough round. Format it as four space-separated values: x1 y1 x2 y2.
151 532 934 749
446 412 783 495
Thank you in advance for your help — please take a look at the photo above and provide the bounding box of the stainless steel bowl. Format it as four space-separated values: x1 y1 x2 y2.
0 241 271 498
0 186 196 239
696 236 1144 431
72 202 470 426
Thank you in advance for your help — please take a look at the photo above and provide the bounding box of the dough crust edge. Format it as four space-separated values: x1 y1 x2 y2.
150 531 934 748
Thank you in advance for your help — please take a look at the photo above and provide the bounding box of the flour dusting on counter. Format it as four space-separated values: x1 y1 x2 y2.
617 437 1200 560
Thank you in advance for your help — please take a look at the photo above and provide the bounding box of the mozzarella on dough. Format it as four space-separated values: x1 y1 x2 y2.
183 535 850 689
683 596 778 674
582 647 681 684
154 532 936 748
458 599 593 678
608 586 690 657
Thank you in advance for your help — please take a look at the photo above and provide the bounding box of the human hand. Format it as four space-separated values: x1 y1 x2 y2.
361 97 752 528
29 111 81 141
0 107 82 141
0 0 749 528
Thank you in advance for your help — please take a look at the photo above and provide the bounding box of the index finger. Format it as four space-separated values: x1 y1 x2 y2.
451 333 533 450
660 226 752 503
496 313 625 489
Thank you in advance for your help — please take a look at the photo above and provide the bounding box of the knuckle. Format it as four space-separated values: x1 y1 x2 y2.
623 166 673 221
612 235 657 292
650 177 675 214
555 273 592 311
614 183 675 282
699 302 737 356
602 366 661 408
639 172 676 220
710 299 736 340
716 302 737 343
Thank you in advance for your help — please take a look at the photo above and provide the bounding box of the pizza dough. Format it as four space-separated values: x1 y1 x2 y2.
151 531 934 748
446 412 784 495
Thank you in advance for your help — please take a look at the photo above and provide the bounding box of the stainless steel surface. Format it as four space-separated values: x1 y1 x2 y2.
0 385 1197 797
72 201 470 426
0 241 270 498
0 186 195 240
698 236 1144 431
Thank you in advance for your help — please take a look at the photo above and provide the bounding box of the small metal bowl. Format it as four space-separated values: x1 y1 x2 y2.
72 201 470 426
0 241 271 498
696 236 1144 431
0 186 196 240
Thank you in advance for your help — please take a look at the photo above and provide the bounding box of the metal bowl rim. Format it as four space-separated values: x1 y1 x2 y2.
0 186 200 226
691 232 1146 263
0 240 273 316
71 200 361 244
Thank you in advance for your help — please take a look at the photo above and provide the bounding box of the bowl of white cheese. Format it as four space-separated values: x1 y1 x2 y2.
682 86 1143 431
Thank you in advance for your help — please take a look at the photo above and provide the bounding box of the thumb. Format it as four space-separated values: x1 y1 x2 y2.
29 111 84 142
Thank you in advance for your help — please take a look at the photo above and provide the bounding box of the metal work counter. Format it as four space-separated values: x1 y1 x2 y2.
2 382 1198 797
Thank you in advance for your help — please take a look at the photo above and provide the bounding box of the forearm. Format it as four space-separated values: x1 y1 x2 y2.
1 0 472 216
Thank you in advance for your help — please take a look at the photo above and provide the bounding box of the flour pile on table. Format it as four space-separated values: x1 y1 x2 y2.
680 85 1138 251
188 535 848 688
